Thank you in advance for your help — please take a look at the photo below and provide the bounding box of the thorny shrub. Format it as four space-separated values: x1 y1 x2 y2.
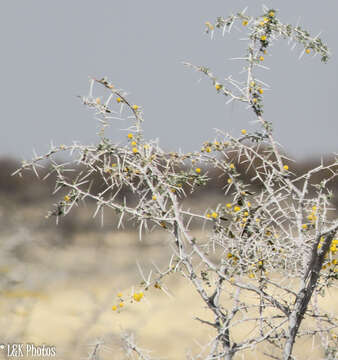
14 6 338 360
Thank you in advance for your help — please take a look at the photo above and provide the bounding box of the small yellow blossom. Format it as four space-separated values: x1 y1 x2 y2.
131 141 137 146
215 83 222 91
244 211 249 216
132 104 139 111
302 224 308 230
259 56 264 61
242 20 248 26
259 21 265 26
119 302 124 308
234 206 241 212
252 98 257 103
283 165 289 171
305 48 311 54
211 212 218 219
226 203 232 208
195 168 201 174
127 133 133 139
227 253 233 259
247 202 251 207
133 292 144 302
132 147 138 154
261 35 267 41
112 305 117 311
206 213 211 219
205 21 214 31
249 273 255 279
229 163 235 169
241 129 247 135
152 195 157 201
312 206 317 211
117 292 123 297
258 88 264 94
64 195 70 202
269 11 275 17
227 178 232 184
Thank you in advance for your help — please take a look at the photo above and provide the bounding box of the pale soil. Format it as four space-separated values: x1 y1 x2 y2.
0 196 337 359
0 228 337 360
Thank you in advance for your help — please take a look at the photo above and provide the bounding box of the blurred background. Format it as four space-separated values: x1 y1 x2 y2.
0 0 337 358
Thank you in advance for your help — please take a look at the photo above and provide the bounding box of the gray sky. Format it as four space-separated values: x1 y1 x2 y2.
1 1 337 161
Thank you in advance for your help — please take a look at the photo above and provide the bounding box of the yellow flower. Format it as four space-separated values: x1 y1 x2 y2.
116 97 122 103
269 11 275 17
132 104 139 110
249 273 255 279
241 129 247 135
112 305 117 311
229 163 235 169
205 147 212 153
206 213 211 218
259 56 264 61
127 133 133 139
283 165 289 171
215 83 222 91
227 252 233 259
117 292 123 297
234 206 241 212
226 203 232 208
227 178 232 184
64 195 70 202
312 206 317 211
132 147 138 154
305 48 311 54
119 302 124 308
258 88 264 94
261 35 267 41
195 168 201 174
205 21 214 31
263 17 269 23
252 98 257 103
242 20 248 26
211 212 218 219
302 224 308 230
247 202 251 207
259 21 265 26
244 211 249 216
131 141 137 146
133 292 144 302
152 195 157 201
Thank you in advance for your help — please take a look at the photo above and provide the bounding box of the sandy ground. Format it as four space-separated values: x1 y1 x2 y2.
0 196 337 359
